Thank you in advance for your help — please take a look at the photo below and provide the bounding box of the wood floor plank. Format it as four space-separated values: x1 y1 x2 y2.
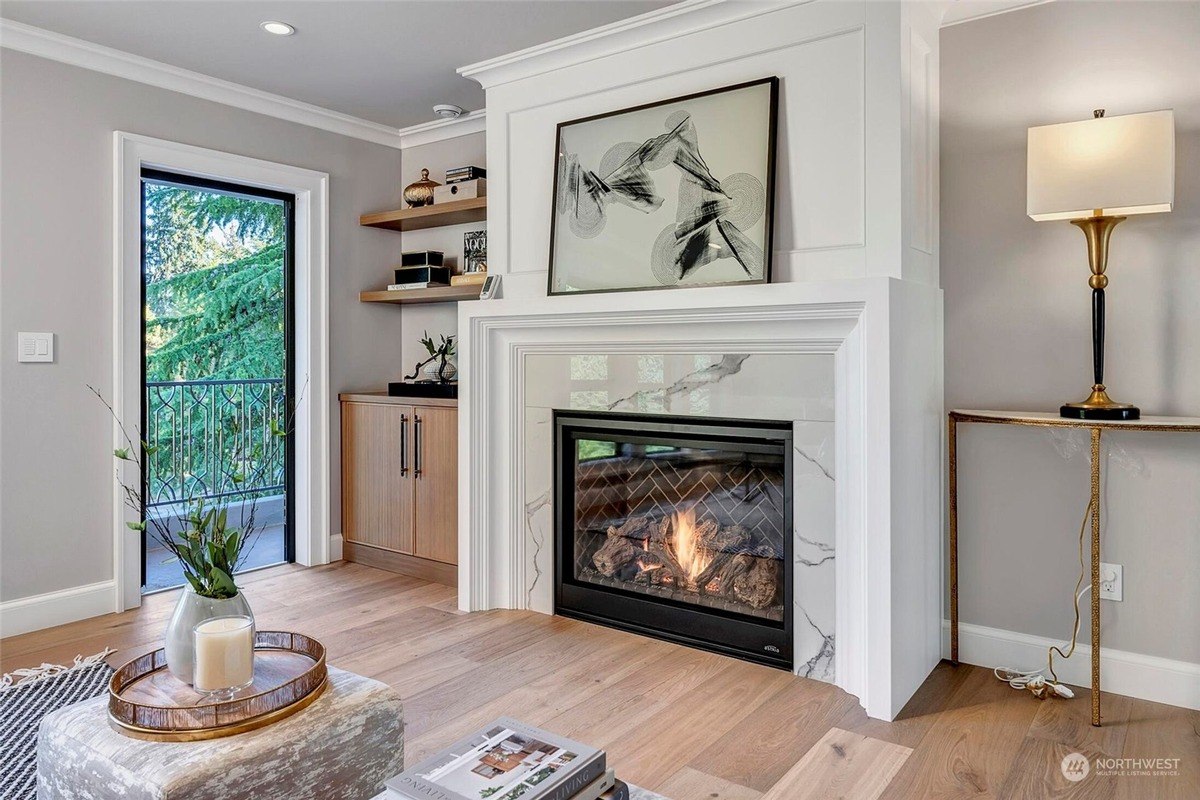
690 673 857 791
1113 699 1200 800
1026 687 1132 758
658 766 763 800
601 658 796 790
995 738 1115 800
837 661 974 750
404 625 668 764
878 663 1041 799
4 564 1195 800
759 727 912 800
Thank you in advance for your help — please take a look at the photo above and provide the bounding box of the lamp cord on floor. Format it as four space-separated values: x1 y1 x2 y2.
993 497 1092 699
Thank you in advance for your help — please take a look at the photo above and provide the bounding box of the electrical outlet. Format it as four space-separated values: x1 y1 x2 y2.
1099 562 1123 601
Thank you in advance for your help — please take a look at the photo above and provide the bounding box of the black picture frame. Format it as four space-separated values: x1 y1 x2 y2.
547 76 779 297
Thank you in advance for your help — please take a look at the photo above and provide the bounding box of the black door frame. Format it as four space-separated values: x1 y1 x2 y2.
139 168 297 587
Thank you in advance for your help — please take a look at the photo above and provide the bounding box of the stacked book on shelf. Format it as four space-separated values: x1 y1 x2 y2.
381 718 630 800
436 165 487 203
446 165 486 183
388 257 450 291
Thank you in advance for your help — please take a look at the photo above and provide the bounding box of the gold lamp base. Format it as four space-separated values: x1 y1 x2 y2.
1061 384 1140 421
1059 212 1140 422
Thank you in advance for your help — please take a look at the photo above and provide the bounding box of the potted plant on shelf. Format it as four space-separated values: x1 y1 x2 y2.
93 386 291 685
410 331 457 383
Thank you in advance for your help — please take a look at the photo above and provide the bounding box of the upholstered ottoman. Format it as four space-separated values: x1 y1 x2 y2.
37 667 403 800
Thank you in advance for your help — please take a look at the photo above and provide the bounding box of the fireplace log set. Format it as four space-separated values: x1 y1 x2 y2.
590 513 782 609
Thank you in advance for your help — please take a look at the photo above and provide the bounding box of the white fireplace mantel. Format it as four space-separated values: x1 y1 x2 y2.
457 277 943 720
452 0 944 721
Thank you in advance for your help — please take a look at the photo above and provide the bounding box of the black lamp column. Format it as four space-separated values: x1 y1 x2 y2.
1059 215 1140 421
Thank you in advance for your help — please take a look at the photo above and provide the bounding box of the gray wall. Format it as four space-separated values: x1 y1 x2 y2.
395 132 486 372
0 50 405 601
942 2 1200 663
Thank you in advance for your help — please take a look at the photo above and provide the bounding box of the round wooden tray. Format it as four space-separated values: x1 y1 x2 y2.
108 631 327 741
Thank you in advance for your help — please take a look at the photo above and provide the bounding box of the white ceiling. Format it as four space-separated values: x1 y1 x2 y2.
0 0 675 129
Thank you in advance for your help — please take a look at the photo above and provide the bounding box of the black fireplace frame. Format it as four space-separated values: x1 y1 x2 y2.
554 410 794 670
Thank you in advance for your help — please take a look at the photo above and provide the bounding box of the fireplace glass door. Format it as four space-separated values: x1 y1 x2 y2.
555 412 792 668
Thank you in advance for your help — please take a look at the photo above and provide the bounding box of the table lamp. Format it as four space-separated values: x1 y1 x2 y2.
1027 109 1175 420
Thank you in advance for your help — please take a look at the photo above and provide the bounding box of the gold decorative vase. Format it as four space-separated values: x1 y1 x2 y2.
402 168 440 208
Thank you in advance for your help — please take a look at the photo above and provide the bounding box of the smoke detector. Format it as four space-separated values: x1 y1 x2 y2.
433 104 465 120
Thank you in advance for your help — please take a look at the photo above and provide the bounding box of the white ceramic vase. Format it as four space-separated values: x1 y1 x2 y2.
164 587 254 685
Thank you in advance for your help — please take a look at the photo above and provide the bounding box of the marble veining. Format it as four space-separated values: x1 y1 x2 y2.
797 607 836 681
523 351 837 684
525 489 551 603
605 354 750 412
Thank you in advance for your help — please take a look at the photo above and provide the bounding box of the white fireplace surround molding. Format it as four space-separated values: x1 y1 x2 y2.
457 277 944 721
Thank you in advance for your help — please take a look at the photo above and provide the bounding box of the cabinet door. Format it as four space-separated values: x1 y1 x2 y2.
341 402 414 554
412 406 458 564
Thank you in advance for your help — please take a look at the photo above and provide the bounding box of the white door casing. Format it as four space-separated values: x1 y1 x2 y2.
112 132 331 611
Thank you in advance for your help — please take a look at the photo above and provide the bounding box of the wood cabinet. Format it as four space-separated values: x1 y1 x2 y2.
340 394 457 585
411 406 458 565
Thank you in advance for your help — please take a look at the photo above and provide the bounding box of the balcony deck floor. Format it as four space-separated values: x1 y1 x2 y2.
143 523 288 593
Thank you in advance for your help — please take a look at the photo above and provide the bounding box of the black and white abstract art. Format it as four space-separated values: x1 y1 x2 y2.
548 78 777 295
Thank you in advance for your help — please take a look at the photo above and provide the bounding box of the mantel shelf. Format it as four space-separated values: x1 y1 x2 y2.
359 285 483 305
359 197 487 232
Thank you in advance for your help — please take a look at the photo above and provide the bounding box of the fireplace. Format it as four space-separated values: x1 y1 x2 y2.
554 411 793 669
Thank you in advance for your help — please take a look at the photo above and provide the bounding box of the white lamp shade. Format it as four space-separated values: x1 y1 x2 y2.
1027 109 1175 221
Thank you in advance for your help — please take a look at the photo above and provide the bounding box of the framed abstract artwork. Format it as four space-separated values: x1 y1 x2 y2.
548 77 778 296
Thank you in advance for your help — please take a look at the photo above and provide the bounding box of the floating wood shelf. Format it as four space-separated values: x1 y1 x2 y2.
359 197 487 232
359 284 483 305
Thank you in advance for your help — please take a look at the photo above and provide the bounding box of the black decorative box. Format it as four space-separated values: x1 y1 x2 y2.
400 250 444 267
393 266 450 286
388 381 459 399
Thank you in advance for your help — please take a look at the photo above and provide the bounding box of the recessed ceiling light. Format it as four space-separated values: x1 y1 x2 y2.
260 21 295 36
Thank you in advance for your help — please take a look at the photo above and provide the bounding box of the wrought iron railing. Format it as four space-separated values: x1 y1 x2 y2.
145 378 286 507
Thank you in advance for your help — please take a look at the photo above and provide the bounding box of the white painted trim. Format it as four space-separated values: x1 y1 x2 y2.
457 277 944 722
330 534 344 562
0 581 116 639
940 0 1053 28
0 19 401 148
457 0 805 90
398 110 486 149
943 620 1200 711
113 132 331 616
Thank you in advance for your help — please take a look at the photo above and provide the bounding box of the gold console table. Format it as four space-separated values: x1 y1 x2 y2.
948 409 1200 727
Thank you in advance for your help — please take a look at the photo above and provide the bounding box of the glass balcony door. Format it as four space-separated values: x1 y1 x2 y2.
140 169 295 592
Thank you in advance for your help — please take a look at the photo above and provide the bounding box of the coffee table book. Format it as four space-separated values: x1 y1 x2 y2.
385 717 606 800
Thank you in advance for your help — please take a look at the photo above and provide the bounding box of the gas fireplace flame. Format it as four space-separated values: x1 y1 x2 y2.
669 507 713 584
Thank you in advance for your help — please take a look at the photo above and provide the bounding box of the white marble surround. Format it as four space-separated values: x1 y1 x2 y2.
522 352 836 682
457 279 944 722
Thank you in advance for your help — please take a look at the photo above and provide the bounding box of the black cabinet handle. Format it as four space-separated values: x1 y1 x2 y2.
414 414 423 477
400 414 409 476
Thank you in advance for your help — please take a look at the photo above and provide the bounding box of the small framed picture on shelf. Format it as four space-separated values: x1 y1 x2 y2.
480 274 501 300
464 230 487 273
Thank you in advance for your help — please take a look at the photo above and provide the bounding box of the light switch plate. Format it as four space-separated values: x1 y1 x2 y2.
17 331 54 363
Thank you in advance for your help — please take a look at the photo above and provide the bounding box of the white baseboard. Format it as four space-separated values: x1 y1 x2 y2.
943 620 1200 711
0 581 117 639
330 534 344 562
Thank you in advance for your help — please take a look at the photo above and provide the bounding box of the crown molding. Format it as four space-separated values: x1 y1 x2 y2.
397 109 486 149
940 0 1053 28
0 19 403 148
457 0 800 90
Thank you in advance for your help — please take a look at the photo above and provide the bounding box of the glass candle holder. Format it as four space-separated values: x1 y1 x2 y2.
192 615 255 700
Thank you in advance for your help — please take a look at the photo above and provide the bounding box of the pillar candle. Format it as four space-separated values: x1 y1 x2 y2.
193 616 255 693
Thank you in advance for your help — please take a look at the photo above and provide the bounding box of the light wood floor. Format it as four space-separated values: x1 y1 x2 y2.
4 562 1197 799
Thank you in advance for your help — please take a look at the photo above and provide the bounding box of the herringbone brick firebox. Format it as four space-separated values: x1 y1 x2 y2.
554 411 793 669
